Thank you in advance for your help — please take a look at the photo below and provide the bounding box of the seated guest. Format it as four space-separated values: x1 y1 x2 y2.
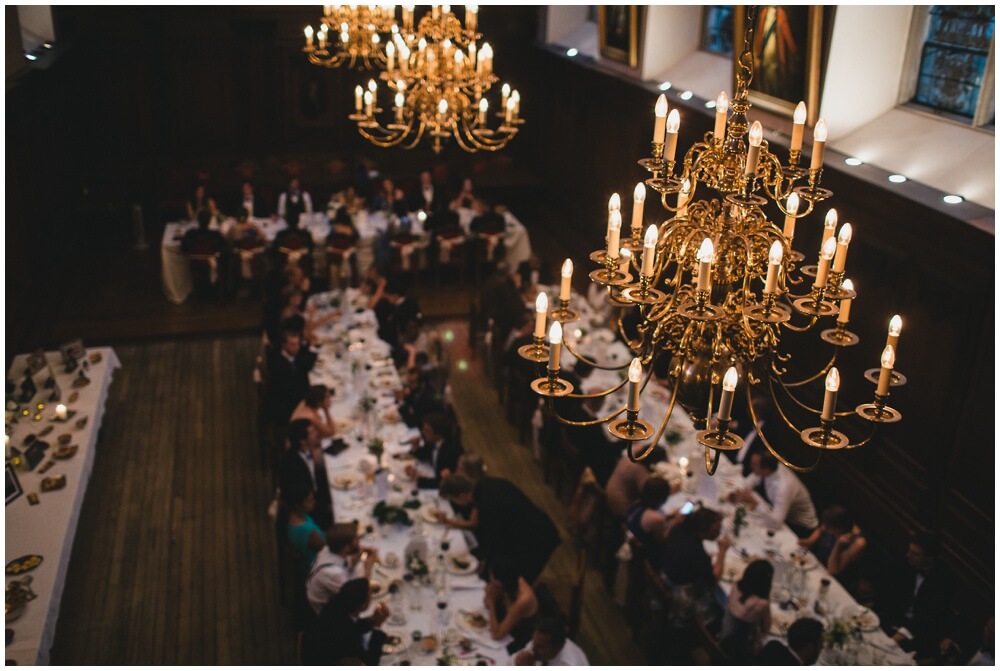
376 277 422 357
728 452 819 538
281 481 328 577
405 412 463 489
272 194 315 275
228 206 266 245
397 367 445 428
185 183 218 221
624 477 677 565
237 180 260 219
329 184 364 215
306 521 378 614
875 530 954 660
662 507 731 595
276 176 313 226
301 578 390 666
409 169 446 215
470 200 506 234
371 177 399 213
797 505 867 595
278 419 333 530
181 209 227 258
484 557 540 654
291 385 335 439
511 616 590 666
605 445 678 518
449 177 481 211
720 559 774 661
757 617 824 666
264 331 317 426
438 474 560 583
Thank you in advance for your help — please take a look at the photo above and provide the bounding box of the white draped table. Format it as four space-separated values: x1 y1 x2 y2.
5 348 121 665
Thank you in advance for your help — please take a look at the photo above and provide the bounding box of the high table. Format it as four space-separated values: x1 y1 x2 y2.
308 290 510 665
4 348 121 665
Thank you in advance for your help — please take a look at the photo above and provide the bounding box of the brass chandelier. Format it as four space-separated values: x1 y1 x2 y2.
348 4 523 153
521 8 905 474
303 5 398 70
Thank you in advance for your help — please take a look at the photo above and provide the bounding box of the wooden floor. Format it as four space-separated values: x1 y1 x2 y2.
47 323 643 665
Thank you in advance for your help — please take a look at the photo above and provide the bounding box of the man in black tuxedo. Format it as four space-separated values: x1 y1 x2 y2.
757 617 824 665
409 170 446 215
265 330 317 426
405 412 463 489
376 277 422 361
876 531 954 660
277 177 313 226
278 419 333 530
237 180 261 219
301 578 390 665
397 367 445 428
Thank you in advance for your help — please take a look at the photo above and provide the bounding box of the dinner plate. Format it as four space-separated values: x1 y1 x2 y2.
446 552 479 576
769 608 800 637
332 474 359 490
369 580 385 599
5 555 43 576
458 609 490 634
382 630 412 655
334 419 356 433
845 607 880 632
790 552 819 571
421 506 445 524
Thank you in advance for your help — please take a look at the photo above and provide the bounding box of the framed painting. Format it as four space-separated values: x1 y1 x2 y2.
734 6 825 125
598 6 641 69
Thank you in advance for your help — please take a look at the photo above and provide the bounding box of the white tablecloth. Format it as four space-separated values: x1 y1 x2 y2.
307 291 509 665
4 347 121 665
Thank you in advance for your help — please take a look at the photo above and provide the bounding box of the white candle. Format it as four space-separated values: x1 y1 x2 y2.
477 97 488 125
511 90 520 118
607 210 622 259
631 183 646 236
642 225 658 277
832 223 852 273
627 358 642 412
534 292 548 339
814 237 837 288
395 93 405 123
618 248 632 274
355 85 363 112
678 179 691 217
838 279 854 323
810 118 827 170
653 94 667 143
782 192 800 239
791 101 807 152
745 121 763 175
386 41 395 71
664 109 680 163
822 209 838 245
453 49 463 74
821 368 840 421
696 238 714 292
466 4 477 31
714 92 729 141
876 346 895 396
501 83 510 110
364 90 373 116
55 404 68 420
559 259 573 301
718 367 738 422
764 240 783 294
886 315 902 352
504 98 514 124
547 321 562 372
608 192 621 213
304 25 314 48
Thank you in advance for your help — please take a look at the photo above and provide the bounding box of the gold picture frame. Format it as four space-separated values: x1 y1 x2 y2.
733 6 825 126
598 6 640 69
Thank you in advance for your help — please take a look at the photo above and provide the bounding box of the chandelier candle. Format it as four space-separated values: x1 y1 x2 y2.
714 92 729 141
664 109 680 163
678 179 691 217
813 237 837 288
560 259 573 301
877 346 895 396
511 90 520 118
791 101 807 152
696 238 715 292
386 41 395 71
764 240 783 294
534 292 548 339
608 192 621 213
838 279 854 323
55 404 68 420
466 4 477 32
810 119 828 170
822 209 838 245
718 367 739 422
364 90 374 117
607 210 622 259
477 98 488 125
547 321 563 372
627 358 642 412
355 85 364 113
618 248 632 274
631 183 646 237
653 94 668 143
832 224 852 273
745 121 763 175
501 83 510 110
641 226 658 277
783 193 800 239
821 368 840 421
304 25 314 48
395 93 405 123
886 315 902 352
504 98 514 124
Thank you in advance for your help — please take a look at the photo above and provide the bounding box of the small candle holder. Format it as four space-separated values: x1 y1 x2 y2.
637 141 664 176
517 335 549 363
791 285 837 317
608 408 654 442
743 291 792 323
863 367 907 388
529 369 574 397
695 416 745 452
677 289 724 321
587 250 631 286
793 168 833 202
799 417 849 449
621 273 667 305
856 393 902 424
782 149 808 179
549 298 581 324
820 321 860 346
725 190 768 209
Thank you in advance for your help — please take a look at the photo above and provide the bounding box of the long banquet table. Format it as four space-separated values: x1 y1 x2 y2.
308 290 511 665
5 348 121 665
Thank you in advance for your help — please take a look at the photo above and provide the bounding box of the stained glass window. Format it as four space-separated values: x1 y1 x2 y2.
913 6 994 119
701 6 734 56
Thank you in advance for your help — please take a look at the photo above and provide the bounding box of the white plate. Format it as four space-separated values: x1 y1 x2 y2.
421 506 445 524
790 551 819 571
382 629 412 654
458 609 490 635
845 607 880 632
446 552 479 575
332 474 360 490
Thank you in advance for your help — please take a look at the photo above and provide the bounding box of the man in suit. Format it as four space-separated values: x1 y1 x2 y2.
237 180 260 219
397 367 445 429
409 170 446 215
376 277 423 361
279 418 333 530
757 617 824 665
876 531 954 660
277 177 313 226
265 330 317 426
729 451 819 538
405 412 463 489
301 578 390 665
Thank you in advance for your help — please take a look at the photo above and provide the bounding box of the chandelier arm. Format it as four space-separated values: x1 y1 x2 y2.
777 314 819 333
546 400 626 427
752 382 824 473
842 429 878 450
562 339 632 371
777 352 837 387
560 376 629 400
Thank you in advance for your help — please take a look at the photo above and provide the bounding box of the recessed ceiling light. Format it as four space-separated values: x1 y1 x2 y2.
680 90 693 101
888 174 907 183
43 43 52 49
844 157 863 166
705 100 716 109
566 48 578 57
25 53 37 61
658 81 672 91
942 194 964 204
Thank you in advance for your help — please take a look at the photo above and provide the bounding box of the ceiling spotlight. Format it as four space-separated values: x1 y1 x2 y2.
942 194 964 204
658 81 672 91
705 100 716 109
845 157 863 166
25 53 37 61
888 174 907 183
566 48 578 57
679 90 693 100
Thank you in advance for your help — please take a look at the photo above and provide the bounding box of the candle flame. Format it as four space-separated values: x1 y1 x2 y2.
889 315 903 336
838 223 853 245
749 120 763 147
716 92 729 113
561 258 573 278
842 279 854 292
821 236 837 260
608 192 621 212
548 320 562 345
628 358 643 383
786 192 800 215
814 118 828 142
824 208 838 229
794 101 807 124
825 367 840 392
644 225 658 247
633 182 646 203
535 292 548 313
655 94 668 117
881 345 896 369
723 367 739 392
697 238 715 264
768 240 784 265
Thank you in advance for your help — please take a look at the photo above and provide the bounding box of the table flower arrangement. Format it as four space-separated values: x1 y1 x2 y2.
367 436 385 467
373 500 413 526
823 617 864 664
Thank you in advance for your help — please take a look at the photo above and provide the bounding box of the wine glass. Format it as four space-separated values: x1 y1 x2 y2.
436 593 449 629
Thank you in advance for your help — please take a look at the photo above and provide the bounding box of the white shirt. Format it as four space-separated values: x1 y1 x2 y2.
746 466 819 531
421 184 434 207
277 190 313 219
306 548 358 613
297 448 318 491
509 638 589 666
242 195 256 218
